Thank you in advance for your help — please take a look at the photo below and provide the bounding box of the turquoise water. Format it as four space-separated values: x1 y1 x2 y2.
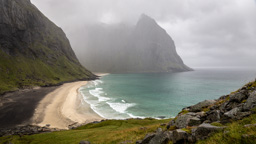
79 68 256 119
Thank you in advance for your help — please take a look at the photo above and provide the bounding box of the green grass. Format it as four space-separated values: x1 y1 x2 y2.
197 114 256 144
0 49 94 94
0 118 171 144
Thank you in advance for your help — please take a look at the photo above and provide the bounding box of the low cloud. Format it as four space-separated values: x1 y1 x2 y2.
31 0 256 68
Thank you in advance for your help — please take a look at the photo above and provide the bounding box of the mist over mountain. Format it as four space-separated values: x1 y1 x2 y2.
0 0 95 94
77 14 192 73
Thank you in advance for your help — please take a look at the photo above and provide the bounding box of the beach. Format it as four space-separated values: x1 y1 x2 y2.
32 81 103 129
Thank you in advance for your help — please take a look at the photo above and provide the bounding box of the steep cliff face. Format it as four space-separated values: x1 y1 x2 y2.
77 14 192 73
0 0 95 94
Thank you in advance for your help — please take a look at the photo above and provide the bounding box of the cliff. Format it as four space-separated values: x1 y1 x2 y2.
0 0 95 94
77 14 192 73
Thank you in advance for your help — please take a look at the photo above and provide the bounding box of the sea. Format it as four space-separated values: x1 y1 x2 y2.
79 68 256 119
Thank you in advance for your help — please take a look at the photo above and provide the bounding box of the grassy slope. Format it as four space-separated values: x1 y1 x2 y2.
0 49 93 94
198 113 256 144
0 118 171 144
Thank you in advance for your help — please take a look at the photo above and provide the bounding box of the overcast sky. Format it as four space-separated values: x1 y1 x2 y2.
31 0 256 68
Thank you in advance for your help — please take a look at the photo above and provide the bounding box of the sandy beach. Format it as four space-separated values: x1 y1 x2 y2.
32 81 103 129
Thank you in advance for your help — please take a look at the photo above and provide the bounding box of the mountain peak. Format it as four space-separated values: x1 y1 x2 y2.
137 14 156 24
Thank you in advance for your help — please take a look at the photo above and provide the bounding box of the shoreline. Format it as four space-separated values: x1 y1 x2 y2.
32 81 103 129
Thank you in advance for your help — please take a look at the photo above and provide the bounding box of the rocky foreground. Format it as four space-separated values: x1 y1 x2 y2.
137 80 256 144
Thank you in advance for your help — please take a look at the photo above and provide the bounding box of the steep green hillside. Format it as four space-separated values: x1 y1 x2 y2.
0 0 95 94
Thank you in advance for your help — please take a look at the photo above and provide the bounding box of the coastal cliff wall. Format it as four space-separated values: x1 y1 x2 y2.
0 0 95 94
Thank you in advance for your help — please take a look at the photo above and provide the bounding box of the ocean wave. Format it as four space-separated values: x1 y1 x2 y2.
106 102 136 114
89 88 110 102
127 113 145 119
92 80 103 86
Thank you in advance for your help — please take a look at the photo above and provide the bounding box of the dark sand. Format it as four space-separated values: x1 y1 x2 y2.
0 87 58 129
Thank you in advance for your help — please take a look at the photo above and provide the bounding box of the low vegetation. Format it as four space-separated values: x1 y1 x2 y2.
0 49 93 95
0 118 171 144
198 114 256 144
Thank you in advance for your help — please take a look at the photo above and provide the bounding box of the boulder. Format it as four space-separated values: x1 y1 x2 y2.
192 123 224 140
148 131 172 144
172 129 188 144
139 133 156 144
224 107 251 120
175 114 193 128
189 100 216 112
244 91 256 110
79 141 90 144
174 112 202 128
188 117 201 127
229 92 247 103
206 110 221 122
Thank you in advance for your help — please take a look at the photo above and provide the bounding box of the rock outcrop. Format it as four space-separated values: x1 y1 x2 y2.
0 0 96 94
138 80 256 144
76 14 192 73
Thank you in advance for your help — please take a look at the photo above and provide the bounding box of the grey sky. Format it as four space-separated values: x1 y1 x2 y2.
31 0 256 68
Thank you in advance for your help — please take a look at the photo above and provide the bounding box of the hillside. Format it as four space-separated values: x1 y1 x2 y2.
0 0 95 94
76 14 192 73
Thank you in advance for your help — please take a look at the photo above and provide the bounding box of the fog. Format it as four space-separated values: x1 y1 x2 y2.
31 0 256 68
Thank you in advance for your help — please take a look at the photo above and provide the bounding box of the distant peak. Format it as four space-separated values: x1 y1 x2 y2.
139 14 154 22
136 14 158 28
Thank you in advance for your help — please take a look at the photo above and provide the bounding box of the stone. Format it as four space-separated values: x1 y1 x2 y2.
174 114 193 128
79 141 91 144
148 131 172 144
224 107 251 120
244 123 256 128
172 129 188 144
120 140 133 144
188 117 201 126
189 100 216 112
193 123 224 140
140 133 156 144
229 92 247 103
206 110 221 122
224 107 240 118
244 91 256 110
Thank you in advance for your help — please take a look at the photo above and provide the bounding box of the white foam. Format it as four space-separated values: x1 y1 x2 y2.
121 100 126 103
127 113 145 119
106 102 136 114
92 80 103 86
89 88 110 102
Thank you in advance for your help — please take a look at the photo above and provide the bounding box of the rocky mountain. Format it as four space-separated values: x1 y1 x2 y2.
76 14 192 73
137 80 256 144
0 0 96 94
